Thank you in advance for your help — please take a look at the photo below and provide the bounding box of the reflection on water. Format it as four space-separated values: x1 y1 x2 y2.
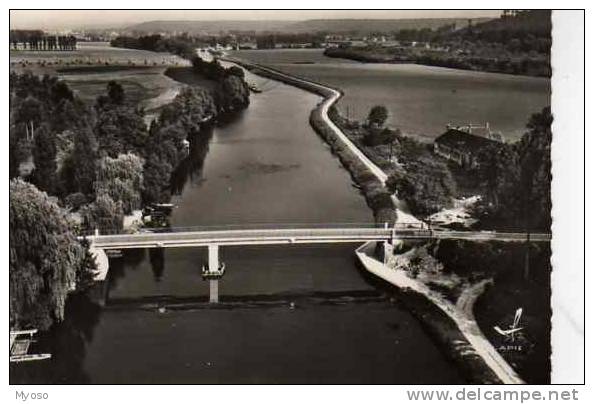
169 124 213 196
10 293 102 384
149 249 165 282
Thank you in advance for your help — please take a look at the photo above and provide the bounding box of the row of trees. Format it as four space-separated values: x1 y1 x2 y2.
143 86 217 204
10 30 77 51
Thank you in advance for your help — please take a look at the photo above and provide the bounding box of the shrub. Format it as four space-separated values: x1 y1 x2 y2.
64 192 88 211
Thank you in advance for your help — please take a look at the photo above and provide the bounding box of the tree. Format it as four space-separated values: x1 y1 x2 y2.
367 105 389 128
76 238 99 291
475 143 521 219
517 107 552 231
94 153 144 214
14 96 44 129
10 179 86 330
9 124 30 179
226 65 245 79
107 81 125 105
94 107 148 157
142 154 173 204
386 156 457 217
220 75 250 111
50 81 74 104
60 127 98 196
159 87 217 130
363 127 399 147
31 125 58 195
474 107 552 231
80 194 124 234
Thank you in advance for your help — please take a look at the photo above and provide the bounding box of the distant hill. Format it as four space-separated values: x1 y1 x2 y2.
125 18 494 35
124 20 290 34
283 18 492 34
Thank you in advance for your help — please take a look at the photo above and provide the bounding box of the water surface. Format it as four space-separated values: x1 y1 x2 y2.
233 49 551 141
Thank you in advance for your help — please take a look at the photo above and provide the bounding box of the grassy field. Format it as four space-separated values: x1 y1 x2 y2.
10 43 188 117
10 42 187 67
231 49 551 142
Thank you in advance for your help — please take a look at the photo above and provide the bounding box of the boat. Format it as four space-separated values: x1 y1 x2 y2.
10 330 51 363
248 83 262 93
146 203 176 216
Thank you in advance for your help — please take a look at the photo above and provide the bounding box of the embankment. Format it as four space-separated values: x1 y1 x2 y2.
356 242 524 384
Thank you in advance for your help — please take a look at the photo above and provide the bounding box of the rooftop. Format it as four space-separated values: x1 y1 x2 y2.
435 129 501 154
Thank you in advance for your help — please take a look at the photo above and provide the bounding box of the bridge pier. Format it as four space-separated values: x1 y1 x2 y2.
209 280 219 303
209 244 219 271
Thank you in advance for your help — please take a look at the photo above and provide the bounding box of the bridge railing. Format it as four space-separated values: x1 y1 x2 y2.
85 227 414 248
78 221 429 237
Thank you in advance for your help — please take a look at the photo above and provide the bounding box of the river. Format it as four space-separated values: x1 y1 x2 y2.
11 67 463 384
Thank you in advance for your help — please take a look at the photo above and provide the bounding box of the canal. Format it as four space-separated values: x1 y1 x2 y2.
11 68 463 384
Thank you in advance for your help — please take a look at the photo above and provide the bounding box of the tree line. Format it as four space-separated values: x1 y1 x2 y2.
324 10 551 77
10 30 77 51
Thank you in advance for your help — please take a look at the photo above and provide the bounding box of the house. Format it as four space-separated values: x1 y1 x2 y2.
433 127 502 169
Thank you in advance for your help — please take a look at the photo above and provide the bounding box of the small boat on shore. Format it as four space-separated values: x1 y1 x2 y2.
10 330 51 363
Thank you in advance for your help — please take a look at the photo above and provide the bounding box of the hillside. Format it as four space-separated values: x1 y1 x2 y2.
124 20 289 34
284 18 492 34
125 17 493 35
446 10 552 43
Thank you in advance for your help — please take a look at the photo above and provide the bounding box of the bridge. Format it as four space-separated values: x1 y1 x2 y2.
86 224 550 303
86 224 550 250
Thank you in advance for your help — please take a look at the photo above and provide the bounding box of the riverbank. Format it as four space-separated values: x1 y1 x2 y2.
356 242 524 384
323 47 550 78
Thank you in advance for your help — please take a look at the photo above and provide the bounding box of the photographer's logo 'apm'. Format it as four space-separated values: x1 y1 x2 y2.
494 308 523 342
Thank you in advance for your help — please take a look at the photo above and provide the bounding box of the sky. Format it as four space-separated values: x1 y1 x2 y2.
10 10 501 30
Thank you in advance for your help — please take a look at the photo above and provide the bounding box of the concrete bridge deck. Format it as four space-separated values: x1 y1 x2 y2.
85 225 551 250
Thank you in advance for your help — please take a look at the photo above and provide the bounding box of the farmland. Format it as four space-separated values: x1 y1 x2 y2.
10 42 189 119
